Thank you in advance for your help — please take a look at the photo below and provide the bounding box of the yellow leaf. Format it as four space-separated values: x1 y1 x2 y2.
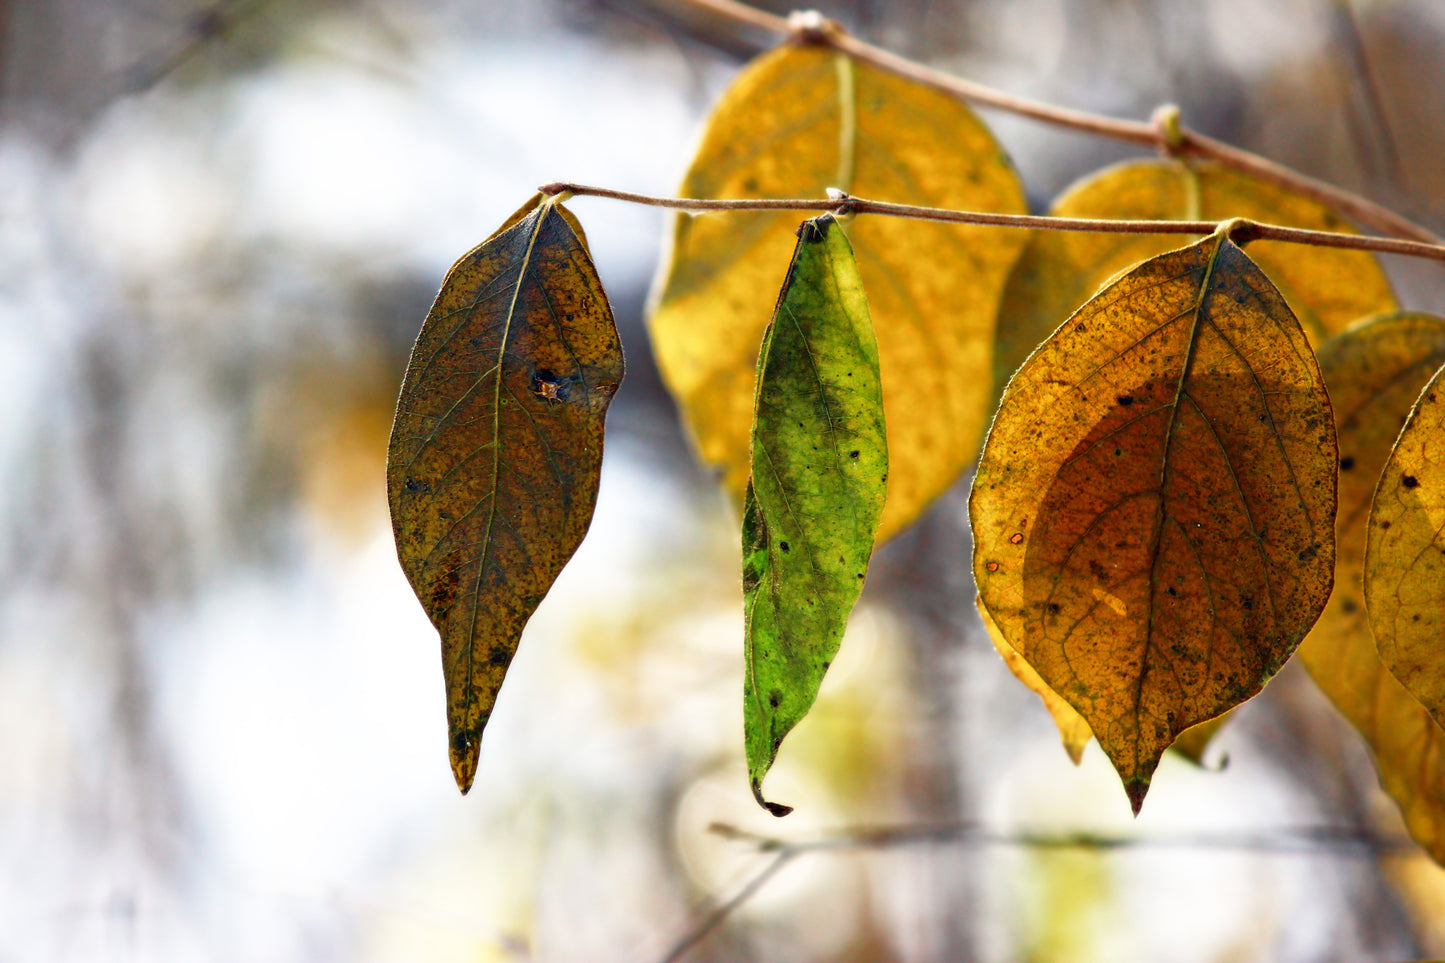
388 196 624 793
973 230 1336 813
977 595 1092 765
1367 344 1445 726
993 159 1398 395
648 42 1027 542
1300 312 1445 865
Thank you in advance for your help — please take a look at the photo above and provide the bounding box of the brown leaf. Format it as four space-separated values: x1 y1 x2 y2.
387 196 624 793
973 230 1336 813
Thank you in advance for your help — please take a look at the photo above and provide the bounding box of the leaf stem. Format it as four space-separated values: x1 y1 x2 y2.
538 182 1445 264
662 0 1442 246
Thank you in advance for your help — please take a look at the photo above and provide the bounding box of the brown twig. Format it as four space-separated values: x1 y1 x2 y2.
662 0 1442 246
539 182 1445 264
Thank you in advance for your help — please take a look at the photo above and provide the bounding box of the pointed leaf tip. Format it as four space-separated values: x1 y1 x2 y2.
388 197 623 794
451 738 478 795
1126 778 1150 816
752 781 794 818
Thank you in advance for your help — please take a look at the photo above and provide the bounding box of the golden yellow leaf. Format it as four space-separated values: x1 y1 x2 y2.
388 196 624 793
1367 349 1445 727
977 595 1092 765
993 159 1398 395
648 42 1027 542
1300 312 1445 865
973 230 1336 813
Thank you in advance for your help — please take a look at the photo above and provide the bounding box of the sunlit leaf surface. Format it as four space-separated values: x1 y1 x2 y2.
993 160 1398 397
1367 355 1445 728
1304 313 1445 864
649 42 1026 542
388 196 624 793
743 215 887 815
973 231 1336 812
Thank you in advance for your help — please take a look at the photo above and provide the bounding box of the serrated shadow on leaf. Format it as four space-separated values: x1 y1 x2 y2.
973 232 1336 813
649 42 1026 543
1304 313 1445 864
1365 345 1445 728
743 215 887 816
387 197 623 793
992 160 1398 402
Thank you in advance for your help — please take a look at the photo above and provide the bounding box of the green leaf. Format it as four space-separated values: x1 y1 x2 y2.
972 229 1336 814
649 42 1026 543
743 214 888 816
387 196 624 794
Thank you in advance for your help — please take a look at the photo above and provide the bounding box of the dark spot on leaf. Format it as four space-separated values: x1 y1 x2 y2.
821 661 830 670
1381 520 1392 530
1048 602 1061 614
849 450 860 459
768 690 782 708
1166 586 1178 597
488 647 510 666
1403 474 1420 489
1413 614 1422 622
1297 544 1318 562
1341 598 1359 614
780 541 790 552
404 477 428 494
1339 456 1354 472
1241 595 1253 611
1089 559 1108 580
1116 395 1134 406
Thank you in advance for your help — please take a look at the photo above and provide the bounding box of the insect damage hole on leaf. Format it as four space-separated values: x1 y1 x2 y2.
387 193 624 794
972 226 1336 814
743 213 887 816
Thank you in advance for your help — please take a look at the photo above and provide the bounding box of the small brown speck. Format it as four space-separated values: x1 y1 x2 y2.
985 561 1000 573
1009 532 1024 545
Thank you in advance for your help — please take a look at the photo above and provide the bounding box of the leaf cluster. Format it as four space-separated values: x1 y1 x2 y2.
384 25 1445 868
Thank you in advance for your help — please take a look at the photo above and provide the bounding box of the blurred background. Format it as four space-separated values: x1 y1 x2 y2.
3 0 1445 960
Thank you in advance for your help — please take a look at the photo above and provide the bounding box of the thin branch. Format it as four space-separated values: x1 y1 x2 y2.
707 820 1419 856
657 0 792 35
539 182 1445 264
656 850 797 963
661 0 1442 246
651 819 1417 963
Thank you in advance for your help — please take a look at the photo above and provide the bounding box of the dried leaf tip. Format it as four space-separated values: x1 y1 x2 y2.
1125 777 1150 816
450 736 479 795
752 780 794 818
